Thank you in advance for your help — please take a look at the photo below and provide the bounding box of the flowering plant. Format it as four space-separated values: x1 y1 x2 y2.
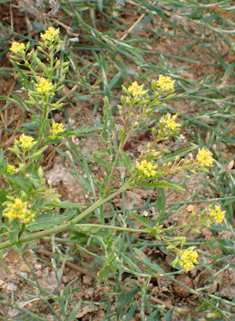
0 28 226 282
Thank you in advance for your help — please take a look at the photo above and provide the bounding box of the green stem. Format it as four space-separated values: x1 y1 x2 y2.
35 47 55 152
18 223 26 239
0 184 130 251
76 224 149 234
165 218 208 232
35 100 48 151
103 130 134 195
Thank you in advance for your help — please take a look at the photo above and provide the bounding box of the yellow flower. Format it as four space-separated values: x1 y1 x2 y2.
10 42 25 53
36 77 53 94
197 148 214 167
180 248 198 272
3 198 36 223
6 164 17 174
208 204 225 223
159 113 180 134
19 134 35 150
128 81 147 97
50 122 65 139
157 75 175 91
160 118 177 131
136 160 157 178
41 27 60 42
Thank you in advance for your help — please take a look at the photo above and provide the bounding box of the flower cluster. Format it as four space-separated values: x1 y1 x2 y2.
3 198 36 223
136 160 157 178
158 113 181 136
157 75 175 91
36 77 53 94
197 148 214 167
180 247 198 272
128 81 148 97
10 42 25 54
18 134 36 150
50 122 65 139
41 27 60 42
6 164 17 174
160 115 177 131
208 204 225 223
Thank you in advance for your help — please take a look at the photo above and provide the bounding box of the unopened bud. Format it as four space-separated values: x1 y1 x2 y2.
6 196 15 201
38 166 44 178
190 212 197 219
164 94 175 100
122 86 128 95
120 96 126 105
151 80 157 90
20 192 28 201
161 148 170 154
175 155 180 162
200 211 205 218
31 151 43 160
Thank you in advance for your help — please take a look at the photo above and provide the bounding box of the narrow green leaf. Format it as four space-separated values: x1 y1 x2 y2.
76 173 93 192
159 145 197 164
141 181 183 191
27 210 75 232
98 264 110 280
120 150 134 174
134 248 165 274
147 310 161 321
0 187 7 212
134 14 153 32
93 155 109 172
164 308 174 321
4 175 32 194
131 213 152 229
125 304 137 321
211 224 229 232
68 300 82 320
121 253 142 273
102 96 116 143
125 287 139 304
11 61 31 90
207 239 218 252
